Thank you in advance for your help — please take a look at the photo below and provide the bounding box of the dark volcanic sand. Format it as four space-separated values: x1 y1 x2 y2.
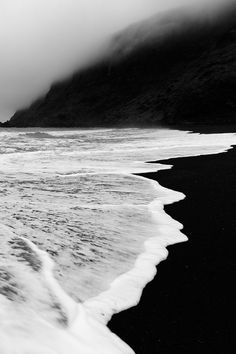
109 146 236 354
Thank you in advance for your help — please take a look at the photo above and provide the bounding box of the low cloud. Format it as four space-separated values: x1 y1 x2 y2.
0 0 231 121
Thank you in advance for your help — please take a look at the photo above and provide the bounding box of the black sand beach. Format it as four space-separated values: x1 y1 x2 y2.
109 146 236 354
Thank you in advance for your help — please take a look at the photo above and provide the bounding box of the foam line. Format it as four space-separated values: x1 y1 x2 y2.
84 174 187 324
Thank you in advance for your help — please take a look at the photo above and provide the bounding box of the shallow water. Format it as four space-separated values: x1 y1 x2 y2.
0 127 236 353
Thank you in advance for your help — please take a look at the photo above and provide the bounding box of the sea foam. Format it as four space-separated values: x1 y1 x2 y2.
0 225 134 354
0 127 236 353
84 175 187 324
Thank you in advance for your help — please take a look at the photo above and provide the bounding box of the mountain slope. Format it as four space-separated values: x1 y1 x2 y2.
4 4 236 127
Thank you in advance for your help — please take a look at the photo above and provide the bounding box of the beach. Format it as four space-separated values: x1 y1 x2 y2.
1 127 236 353
109 146 236 353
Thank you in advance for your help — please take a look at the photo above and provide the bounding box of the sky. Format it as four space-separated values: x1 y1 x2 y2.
0 0 229 121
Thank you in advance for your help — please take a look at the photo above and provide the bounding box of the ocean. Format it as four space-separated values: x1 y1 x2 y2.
0 127 236 353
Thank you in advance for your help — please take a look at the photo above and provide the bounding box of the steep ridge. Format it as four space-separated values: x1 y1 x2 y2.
3 3 236 127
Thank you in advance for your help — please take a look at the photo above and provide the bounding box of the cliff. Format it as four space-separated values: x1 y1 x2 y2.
3 4 236 127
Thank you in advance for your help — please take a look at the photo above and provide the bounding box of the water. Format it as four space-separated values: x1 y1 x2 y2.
0 127 236 353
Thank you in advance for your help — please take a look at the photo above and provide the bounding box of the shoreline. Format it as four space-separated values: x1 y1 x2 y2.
109 146 236 353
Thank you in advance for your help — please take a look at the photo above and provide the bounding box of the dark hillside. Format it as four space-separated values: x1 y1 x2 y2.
3 4 236 127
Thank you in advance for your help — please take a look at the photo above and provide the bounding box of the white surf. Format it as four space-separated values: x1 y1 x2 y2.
0 127 235 353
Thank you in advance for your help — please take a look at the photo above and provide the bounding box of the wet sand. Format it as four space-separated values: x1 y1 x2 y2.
109 146 236 353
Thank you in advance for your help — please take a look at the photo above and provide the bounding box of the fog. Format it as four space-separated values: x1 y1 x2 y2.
0 0 231 121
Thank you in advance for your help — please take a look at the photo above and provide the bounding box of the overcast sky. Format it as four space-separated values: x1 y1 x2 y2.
0 0 229 121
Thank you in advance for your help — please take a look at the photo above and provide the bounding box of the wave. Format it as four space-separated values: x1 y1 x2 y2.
1 128 236 353
84 174 187 323
20 132 81 139
0 167 187 354
0 173 187 354
20 132 56 139
0 225 133 354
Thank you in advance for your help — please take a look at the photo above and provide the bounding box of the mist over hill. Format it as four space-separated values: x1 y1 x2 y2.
3 3 236 128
